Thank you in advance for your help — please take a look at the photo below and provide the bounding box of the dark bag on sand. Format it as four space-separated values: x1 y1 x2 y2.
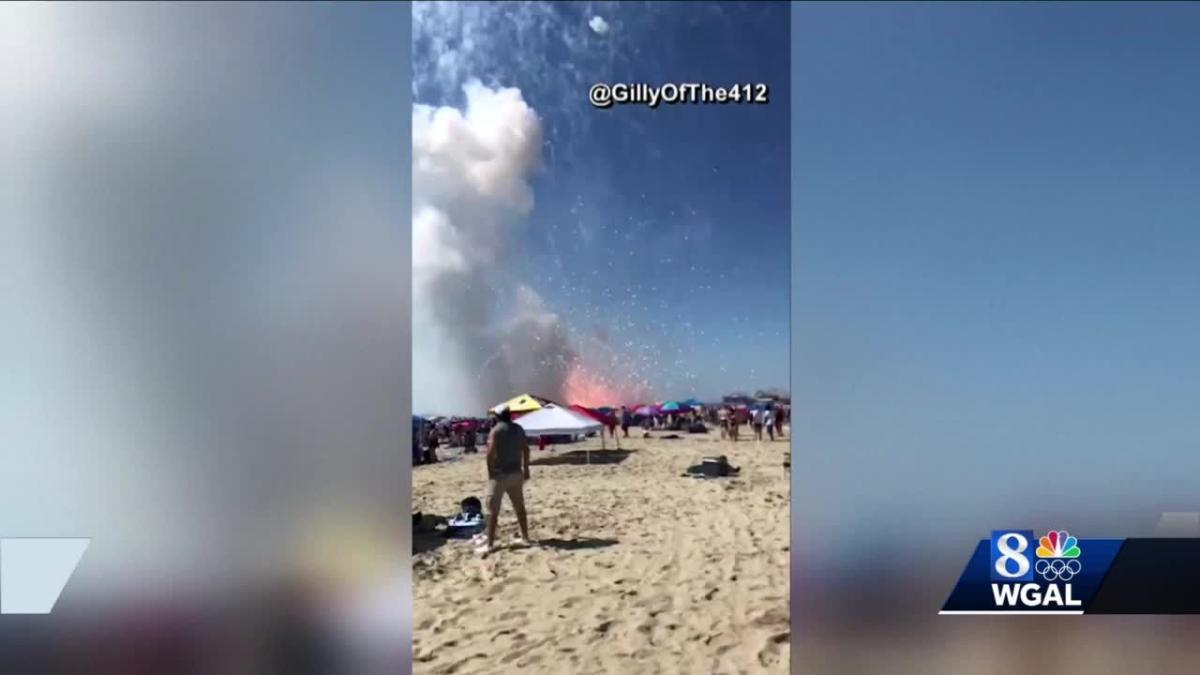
685 456 740 478
460 496 482 517
447 497 484 538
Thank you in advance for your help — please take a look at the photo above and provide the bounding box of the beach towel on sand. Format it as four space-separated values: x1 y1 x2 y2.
684 456 740 478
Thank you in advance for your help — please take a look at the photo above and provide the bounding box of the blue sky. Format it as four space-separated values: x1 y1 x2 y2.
793 3 1200 565
412 2 790 405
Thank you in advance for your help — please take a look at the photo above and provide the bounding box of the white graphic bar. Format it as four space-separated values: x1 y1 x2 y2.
939 610 1083 615
1155 512 1200 537
0 538 90 614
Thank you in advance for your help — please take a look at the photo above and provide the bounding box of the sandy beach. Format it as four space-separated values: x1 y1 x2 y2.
412 427 791 674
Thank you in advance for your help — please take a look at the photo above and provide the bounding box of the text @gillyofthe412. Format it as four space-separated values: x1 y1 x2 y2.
589 82 770 109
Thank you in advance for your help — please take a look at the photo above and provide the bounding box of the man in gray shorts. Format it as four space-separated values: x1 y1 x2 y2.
480 406 531 554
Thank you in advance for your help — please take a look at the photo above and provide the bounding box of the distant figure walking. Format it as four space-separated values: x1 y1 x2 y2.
424 425 441 463
620 406 632 438
765 406 775 442
413 424 424 466
606 415 621 449
463 422 478 454
481 407 531 555
752 407 765 442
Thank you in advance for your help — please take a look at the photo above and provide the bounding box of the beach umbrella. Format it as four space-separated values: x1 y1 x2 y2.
490 393 550 416
516 405 602 435
569 404 614 449
659 401 692 413
634 405 657 417
568 404 610 424
682 398 702 408
515 405 603 464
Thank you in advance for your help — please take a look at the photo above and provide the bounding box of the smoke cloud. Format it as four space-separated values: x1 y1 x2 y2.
412 81 582 414
411 2 667 413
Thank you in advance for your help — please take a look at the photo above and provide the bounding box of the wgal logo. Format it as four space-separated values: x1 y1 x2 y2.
988 529 1083 609
991 530 1036 581
992 529 1082 582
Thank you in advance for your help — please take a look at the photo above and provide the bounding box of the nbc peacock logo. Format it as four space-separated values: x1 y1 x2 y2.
1035 530 1081 582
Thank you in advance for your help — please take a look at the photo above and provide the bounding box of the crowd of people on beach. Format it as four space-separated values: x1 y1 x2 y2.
713 403 789 442
413 417 492 465
413 397 790 557
413 398 790 467
605 402 792 443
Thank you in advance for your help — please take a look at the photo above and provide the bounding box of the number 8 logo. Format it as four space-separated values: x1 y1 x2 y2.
994 532 1031 578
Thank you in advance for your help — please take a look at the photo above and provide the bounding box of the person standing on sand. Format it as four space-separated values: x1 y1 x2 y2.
424 424 441 463
480 407 531 555
752 407 765 441
764 406 775 442
413 423 424 466
620 406 631 438
463 421 477 454
606 414 621 449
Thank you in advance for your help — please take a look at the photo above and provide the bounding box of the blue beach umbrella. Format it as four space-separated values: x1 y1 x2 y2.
659 401 692 413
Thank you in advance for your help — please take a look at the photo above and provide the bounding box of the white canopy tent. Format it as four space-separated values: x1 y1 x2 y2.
514 405 603 464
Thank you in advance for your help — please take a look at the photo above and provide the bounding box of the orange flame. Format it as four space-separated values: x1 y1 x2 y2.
563 361 650 408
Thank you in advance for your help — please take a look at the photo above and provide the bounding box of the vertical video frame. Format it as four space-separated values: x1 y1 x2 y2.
410 2 791 673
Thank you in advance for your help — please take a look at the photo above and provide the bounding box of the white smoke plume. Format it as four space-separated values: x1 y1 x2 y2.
411 1 674 413
413 81 578 414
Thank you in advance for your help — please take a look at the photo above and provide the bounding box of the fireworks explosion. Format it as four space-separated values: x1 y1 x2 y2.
563 360 651 409
412 80 655 414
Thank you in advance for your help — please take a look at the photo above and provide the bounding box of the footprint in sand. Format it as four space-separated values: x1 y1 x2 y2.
757 631 789 667
749 607 789 628
515 654 544 668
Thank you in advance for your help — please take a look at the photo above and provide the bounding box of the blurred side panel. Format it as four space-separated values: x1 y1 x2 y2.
1 2 412 672
793 2 1200 673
